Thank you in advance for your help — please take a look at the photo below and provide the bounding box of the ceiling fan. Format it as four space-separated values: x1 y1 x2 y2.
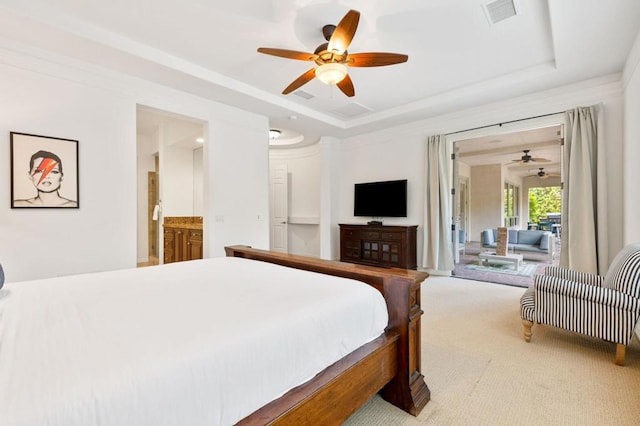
257 9 408 97
528 168 560 179
511 150 551 164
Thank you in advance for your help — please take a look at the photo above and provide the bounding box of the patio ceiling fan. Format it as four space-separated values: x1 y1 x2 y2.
528 168 560 179
511 150 551 164
257 9 408 97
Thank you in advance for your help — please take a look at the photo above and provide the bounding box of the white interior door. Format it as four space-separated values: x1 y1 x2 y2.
269 165 288 253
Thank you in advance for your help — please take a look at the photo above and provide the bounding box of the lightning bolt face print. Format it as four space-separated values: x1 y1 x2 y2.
33 158 59 185
13 147 78 208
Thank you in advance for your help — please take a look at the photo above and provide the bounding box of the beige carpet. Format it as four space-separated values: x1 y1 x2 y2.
345 276 640 425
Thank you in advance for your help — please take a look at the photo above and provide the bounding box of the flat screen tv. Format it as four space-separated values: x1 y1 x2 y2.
354 179 407 218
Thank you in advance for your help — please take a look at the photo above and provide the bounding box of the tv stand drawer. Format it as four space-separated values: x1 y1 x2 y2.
381 232 401 240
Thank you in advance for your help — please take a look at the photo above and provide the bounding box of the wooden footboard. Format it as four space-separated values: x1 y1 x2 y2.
225 246 430 421
238 331 399 425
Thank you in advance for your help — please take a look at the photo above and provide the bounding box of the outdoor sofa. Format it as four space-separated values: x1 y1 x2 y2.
481 228 555 260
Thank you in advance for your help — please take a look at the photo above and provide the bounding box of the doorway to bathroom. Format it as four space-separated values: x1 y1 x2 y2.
136 106 206 267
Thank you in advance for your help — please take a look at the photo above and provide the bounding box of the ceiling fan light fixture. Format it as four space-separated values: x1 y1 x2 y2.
257 9 405 97
315 63 348 85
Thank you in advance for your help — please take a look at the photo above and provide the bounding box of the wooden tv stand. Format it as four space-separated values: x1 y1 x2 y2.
340 224 418 269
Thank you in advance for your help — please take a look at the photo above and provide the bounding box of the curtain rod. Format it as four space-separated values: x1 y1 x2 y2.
445 111 565 137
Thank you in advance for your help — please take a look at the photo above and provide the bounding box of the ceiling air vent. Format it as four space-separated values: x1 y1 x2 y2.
482 0 519 25
293 90 314 100
330 102 372 119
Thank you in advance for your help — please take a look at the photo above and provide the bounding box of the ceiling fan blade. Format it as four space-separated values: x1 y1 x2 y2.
328 9 360 54
531 157 551 162
257 47 317 62
337 73 355 97
347 52 408 67
282 68 316 94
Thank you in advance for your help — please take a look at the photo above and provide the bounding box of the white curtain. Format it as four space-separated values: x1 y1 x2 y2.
423 135 454 272
561 105 608 274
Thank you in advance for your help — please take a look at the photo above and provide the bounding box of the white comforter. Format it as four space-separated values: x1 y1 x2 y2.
0 257 388 426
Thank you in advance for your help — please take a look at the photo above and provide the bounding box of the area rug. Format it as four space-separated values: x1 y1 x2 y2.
464 261 538 277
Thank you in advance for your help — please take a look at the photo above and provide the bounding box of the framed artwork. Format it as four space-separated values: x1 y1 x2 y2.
10 132 79 208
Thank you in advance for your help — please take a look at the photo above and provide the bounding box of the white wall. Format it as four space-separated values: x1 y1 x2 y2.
319 137 341 259
470 164 503 239
0 45 269 282
623 31 640 245
205 116 269 258
339 136 425 228
162 142 195 217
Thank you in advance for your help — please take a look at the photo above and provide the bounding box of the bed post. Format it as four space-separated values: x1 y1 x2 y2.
224 246 430 417
379 274 430 415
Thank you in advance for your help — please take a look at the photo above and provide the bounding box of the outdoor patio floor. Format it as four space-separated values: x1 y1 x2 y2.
453 240 561 288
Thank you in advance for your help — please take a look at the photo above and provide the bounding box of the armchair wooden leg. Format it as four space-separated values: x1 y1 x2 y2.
522 319 533 342
615 344 626 366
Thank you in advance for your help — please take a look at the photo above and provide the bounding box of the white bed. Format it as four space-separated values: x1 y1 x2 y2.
0 256 388 425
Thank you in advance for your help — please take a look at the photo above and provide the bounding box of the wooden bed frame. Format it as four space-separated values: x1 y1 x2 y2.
225 246 430 424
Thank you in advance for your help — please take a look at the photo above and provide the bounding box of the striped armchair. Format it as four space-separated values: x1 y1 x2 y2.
521 243 640 365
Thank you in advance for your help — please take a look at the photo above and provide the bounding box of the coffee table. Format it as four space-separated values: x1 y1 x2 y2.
478 252 524 271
